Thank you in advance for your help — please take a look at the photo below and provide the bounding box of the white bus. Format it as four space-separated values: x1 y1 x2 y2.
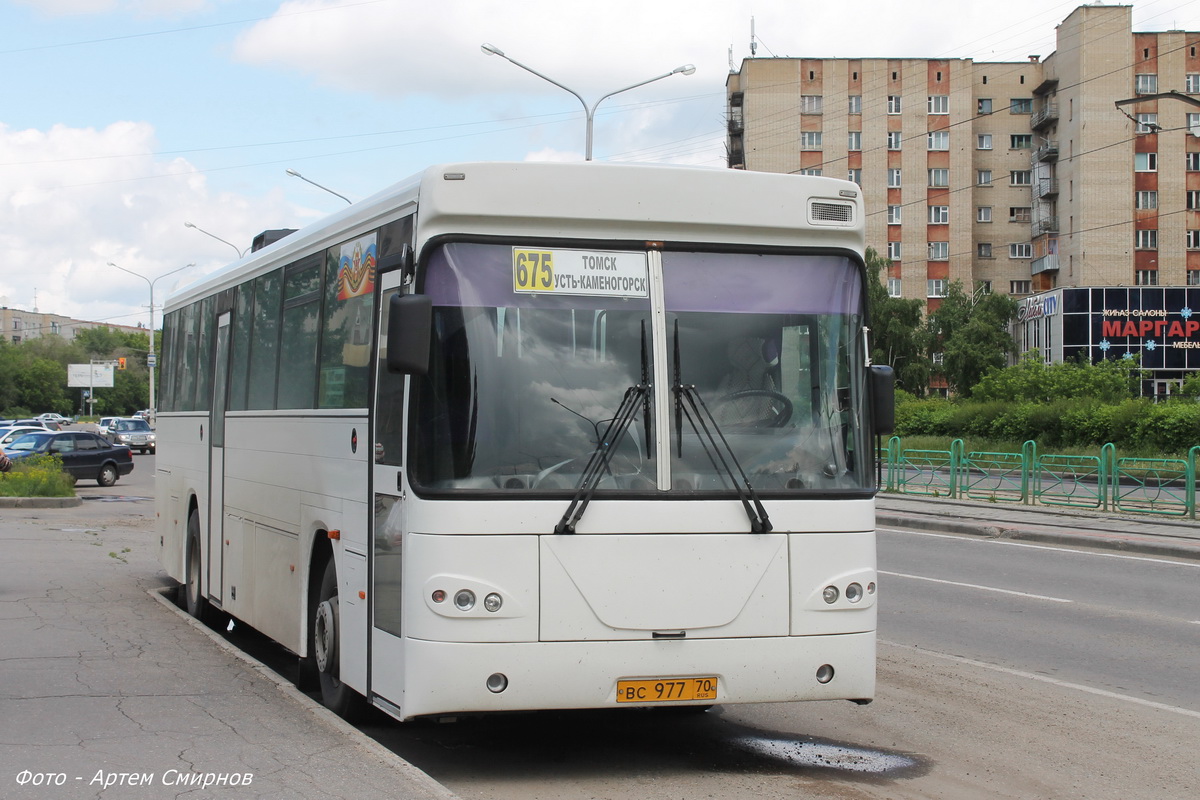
157 161 894 722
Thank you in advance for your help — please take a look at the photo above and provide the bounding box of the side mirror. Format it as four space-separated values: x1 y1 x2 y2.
385 293 432 375
869 364 895 436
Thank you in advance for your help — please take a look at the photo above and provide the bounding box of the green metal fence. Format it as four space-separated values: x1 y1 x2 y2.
882 436 1200 519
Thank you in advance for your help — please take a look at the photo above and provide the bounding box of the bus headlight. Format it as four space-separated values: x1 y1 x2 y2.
846 583 863 603
822 585 839 604
454 590 476 611
484 593 503 613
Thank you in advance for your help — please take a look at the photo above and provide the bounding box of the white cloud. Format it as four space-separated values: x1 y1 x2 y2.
0 122 290 324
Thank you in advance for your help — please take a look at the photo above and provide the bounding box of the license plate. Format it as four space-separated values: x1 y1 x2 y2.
616 677 718 704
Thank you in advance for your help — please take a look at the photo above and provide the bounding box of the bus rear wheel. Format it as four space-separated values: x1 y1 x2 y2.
313 558 368 721
184 512 208 620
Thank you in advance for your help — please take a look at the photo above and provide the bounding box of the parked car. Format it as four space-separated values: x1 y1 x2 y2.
36 413 71 425
104 418 156 454
0 426 45 448
13 418 60 431
3 431 134 487
97 417 119 436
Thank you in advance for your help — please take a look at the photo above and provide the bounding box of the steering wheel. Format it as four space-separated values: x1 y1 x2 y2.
710 389 793 428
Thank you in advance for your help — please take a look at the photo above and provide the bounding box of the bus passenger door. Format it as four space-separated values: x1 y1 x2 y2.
207 311 232 609
371 271 408 709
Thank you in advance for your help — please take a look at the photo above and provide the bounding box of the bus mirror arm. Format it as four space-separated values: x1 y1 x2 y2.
869 365 895 437
386 294 433 375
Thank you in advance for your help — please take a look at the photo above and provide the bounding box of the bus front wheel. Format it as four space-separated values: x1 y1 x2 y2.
312 558 368 721
184 512 208 620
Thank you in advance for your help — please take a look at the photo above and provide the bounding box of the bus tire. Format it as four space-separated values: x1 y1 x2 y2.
184 512 208 620
313 558 368 721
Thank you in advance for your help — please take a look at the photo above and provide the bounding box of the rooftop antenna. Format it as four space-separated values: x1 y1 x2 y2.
750 16 757 56
32 288 38 313
728 45 734 71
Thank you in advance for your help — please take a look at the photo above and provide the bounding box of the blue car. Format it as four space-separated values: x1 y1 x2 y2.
4 431 134 487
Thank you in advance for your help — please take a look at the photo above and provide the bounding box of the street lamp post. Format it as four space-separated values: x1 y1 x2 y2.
183 222 247 259
286 169 352 204
107 261 196 417
480 44 695 160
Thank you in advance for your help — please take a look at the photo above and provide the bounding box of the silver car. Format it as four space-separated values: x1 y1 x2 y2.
105 418 156 454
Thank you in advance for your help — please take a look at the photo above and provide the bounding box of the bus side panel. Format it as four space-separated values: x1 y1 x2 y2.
789 531 878 636
156 413 210 586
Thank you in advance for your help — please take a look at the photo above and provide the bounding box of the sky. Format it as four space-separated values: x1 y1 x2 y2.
3 0 1200 331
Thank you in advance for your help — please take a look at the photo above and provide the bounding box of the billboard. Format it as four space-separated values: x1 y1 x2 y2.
68 363 114 388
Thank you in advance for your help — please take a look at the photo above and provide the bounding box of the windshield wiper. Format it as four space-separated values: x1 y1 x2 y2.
672 321 773 534
554 322 651 535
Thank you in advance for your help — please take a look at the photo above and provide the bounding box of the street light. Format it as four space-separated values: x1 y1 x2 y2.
481 43 695 161
286 169 352 205
183 221 247 259
107 261 196 417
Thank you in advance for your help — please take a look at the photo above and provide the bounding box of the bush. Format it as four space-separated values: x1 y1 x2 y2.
0 454 76 497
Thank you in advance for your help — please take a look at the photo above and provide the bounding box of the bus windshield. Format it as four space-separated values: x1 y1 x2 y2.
409 242 867 495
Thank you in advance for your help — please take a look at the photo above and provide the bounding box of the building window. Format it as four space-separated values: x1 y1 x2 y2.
1135 152 1158 172
848 131 862 150
1188 230 1200 249
927 130 949 150
929 168 949 187
800 95 823 114
800 131 823 150
1137 191 1159 209
1187 190 1200 210
1188 152 1200 171
1010 170 1032 186
887 95 902 114
928 242 949 260
798 168 823 176
848 95 862 113
888 168 902 188
1188 270 1200 286
1187 74 1200 93
887 205 902 224
1009 206 1032 223
887 278 902 297
1010 280 1032 294
1009 243 1033 259
977 133 993 150
1188 114 1200 135
927 279 948 297
1010 98 1033 114
978 243 993 258
978 98 993 115
1010 134 1033 149
977 169 993 186
1136 113 1159 133
887 241 902 260
928 95 949 114
887 131 902 150
1136 229 1158 250
929 205 950 224
847 169 862 184
1135 73 1158 94
1136 269 1159 286
977 206 992 223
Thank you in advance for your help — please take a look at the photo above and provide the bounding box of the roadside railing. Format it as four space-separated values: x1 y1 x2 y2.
881 437 1200 519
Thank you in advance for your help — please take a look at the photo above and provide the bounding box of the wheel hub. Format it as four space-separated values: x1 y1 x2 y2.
314 598 338 674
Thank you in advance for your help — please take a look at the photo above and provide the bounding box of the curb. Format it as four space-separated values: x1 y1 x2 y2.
0 496 82 508
877 512 1200 561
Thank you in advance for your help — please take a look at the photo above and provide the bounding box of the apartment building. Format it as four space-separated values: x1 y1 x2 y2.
726 3 1200 311
1 305 144 345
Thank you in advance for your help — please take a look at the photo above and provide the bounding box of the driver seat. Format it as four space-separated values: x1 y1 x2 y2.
714 336 779 424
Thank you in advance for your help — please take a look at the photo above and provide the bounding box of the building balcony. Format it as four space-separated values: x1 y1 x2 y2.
1033 179 1059 199
1033 140 1059 162
1032 217 1060 237
1031 102 1059 130
1031 253 1060 274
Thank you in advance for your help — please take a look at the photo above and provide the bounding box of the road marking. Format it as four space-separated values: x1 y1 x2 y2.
879 570 1073 603
879 527 1200 569
882 640 1200 721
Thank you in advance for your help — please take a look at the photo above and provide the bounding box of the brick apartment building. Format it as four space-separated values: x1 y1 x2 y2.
725 3 1200 310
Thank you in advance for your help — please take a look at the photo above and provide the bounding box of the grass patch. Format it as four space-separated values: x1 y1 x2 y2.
0 454 77 497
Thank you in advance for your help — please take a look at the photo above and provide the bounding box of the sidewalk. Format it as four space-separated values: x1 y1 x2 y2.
0 498 457 800
877 491 1200 560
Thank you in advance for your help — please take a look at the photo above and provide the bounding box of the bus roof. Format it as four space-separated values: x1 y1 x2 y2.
166 162 864 313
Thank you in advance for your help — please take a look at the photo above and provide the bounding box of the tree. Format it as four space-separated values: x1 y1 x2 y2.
927 281 1018 397
864 247 931 395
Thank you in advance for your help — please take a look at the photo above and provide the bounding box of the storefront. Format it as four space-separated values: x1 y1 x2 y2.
1015 287 1200 397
